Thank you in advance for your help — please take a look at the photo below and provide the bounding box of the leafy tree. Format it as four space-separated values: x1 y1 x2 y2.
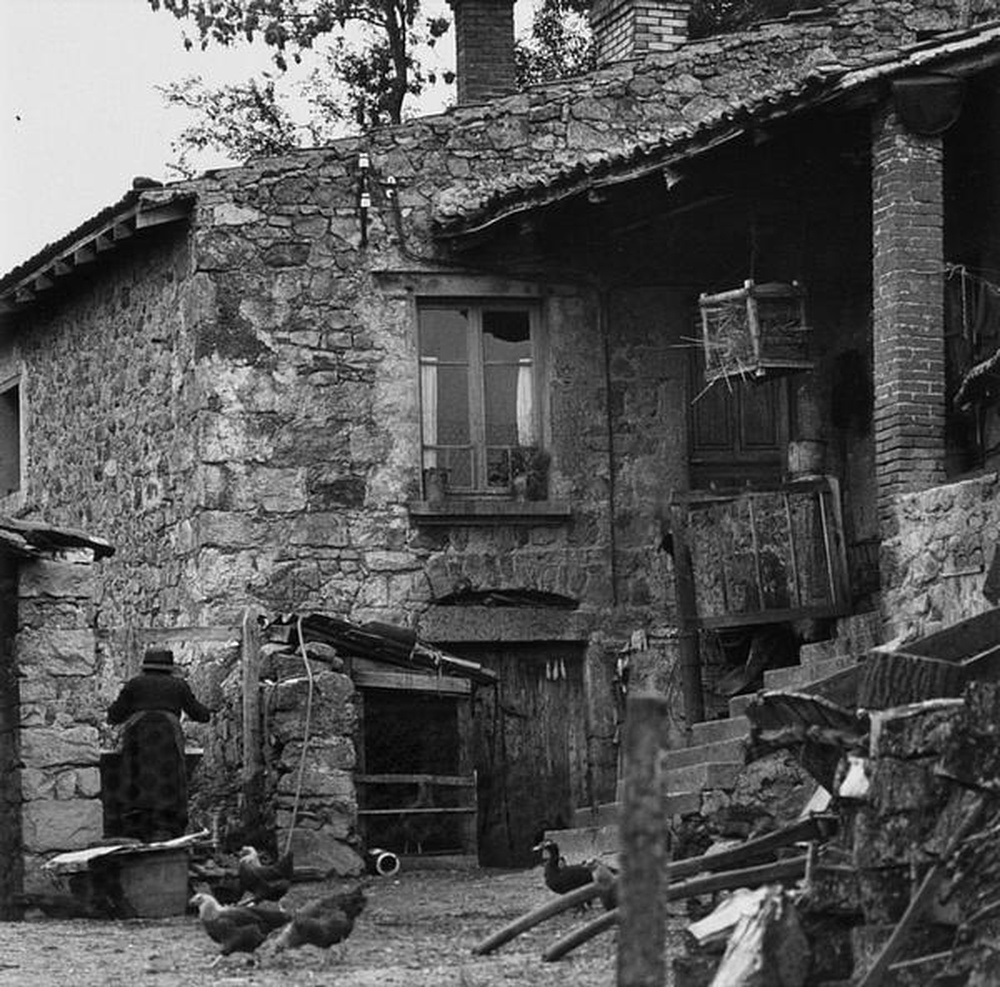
148 0 450 128
515 0 595 88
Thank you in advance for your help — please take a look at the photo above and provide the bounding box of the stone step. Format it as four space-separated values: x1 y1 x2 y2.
762 652 860 691
664 735 747 771
690 714 749 747
666 760 742 794
729 693 756 718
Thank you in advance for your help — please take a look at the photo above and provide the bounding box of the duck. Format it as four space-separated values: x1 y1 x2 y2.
533 838 595 897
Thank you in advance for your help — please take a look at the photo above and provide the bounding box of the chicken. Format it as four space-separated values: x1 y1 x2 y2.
237 845 294 902
400 780 435 855
189 890 290 966
589 858 619 911
533 839 595 898
274 885 366 964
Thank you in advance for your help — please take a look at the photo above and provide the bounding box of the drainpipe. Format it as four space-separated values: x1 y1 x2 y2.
668 502 705 732
600 287 619 608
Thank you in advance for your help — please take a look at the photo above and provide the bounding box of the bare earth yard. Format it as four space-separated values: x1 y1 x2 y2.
0 867 687 987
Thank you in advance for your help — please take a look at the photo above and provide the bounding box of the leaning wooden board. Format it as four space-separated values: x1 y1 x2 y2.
859 609 1000 709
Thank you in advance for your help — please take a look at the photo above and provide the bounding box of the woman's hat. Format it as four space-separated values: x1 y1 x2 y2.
142 648 175 671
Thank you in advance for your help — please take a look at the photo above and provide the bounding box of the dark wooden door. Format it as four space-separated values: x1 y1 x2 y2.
689 350 790 488
466 643 587 868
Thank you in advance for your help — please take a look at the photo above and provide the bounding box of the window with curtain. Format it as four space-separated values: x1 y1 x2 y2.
419 302 541 495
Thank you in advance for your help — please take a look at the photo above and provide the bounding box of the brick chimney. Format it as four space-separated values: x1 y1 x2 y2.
448 0 517 105
590 0 690 66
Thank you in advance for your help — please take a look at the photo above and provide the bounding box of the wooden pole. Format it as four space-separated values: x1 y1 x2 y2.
240 608 263 835
472 883 601 955
543 855 808 962
618 693 670 987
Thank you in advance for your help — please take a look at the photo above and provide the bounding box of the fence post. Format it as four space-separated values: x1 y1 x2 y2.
617 693 670 987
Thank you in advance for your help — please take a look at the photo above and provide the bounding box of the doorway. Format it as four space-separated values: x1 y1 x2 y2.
466 642 588 868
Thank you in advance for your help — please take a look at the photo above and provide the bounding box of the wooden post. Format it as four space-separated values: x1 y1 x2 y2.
617 693 670 987
667 504 705 730
240 609 263 832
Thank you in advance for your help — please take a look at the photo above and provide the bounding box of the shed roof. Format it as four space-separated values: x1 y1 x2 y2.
0 516 115 560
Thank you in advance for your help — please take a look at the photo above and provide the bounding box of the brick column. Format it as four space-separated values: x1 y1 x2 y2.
591 0 689 67
447 0 516 105
871 102 946 532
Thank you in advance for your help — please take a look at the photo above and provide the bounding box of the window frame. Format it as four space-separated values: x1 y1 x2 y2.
418 298 545 497
0 375 22 498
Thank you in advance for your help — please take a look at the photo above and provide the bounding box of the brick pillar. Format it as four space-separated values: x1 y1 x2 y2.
591 0 689 67
447 0 516 105
871 102 946 533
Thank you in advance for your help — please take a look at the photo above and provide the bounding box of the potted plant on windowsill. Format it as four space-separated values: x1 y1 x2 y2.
509 447 551 502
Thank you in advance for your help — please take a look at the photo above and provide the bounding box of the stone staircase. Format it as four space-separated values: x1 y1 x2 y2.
551 611 883 861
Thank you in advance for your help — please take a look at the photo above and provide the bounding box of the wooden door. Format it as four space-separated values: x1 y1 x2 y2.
467 643 588 868
689 350 790 488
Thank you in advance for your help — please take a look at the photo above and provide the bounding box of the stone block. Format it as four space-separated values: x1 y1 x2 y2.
278 736 355 772
18 558 94 600
21 798 103 852
20 725 99 769
16 628 96 676
276 762 354 799
282 827 364 876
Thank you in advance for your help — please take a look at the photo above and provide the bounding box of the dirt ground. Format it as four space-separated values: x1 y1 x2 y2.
0 866 688 987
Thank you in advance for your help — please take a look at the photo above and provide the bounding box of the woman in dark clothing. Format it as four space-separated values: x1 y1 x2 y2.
107 648 211 842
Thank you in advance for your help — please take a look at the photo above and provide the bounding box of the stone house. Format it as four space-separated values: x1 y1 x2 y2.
1 0 999 906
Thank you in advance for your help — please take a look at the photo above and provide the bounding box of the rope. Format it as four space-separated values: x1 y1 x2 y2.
283 613 315 858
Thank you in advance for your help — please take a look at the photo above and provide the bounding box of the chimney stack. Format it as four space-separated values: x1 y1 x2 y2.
448 0 517 105
590 0 690 66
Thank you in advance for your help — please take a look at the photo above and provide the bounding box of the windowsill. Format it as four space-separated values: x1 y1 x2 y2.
408 498 573 525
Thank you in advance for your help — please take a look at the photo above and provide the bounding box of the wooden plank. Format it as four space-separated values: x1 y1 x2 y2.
358 805 476 816
353 667 470 694
858 650 966 709
669 813 836 881
355 773 475 786
902 609 1000 662
136 626 241 643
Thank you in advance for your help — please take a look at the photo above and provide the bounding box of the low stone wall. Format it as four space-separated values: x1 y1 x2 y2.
880 472 1000 643
17 550 104 896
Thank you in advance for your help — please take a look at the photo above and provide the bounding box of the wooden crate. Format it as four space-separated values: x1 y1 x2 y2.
669 476 850 630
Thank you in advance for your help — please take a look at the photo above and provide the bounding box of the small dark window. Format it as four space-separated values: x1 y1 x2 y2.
0 385 21 495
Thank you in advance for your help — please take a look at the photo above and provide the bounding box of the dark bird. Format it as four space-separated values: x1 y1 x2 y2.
237 845 294 902
274 884 367 963
533 839 595 897
400 780 435 855
189 890 290 967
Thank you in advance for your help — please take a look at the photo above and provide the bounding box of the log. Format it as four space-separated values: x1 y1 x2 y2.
471 882 600 955
543 907 619 962
541 856 809 962
857 793 986 987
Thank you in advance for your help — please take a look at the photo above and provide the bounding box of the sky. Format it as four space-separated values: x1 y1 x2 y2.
0 0 517 277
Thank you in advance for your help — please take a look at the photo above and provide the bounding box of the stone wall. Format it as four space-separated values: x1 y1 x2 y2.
16 550 104 897
880 472 999 642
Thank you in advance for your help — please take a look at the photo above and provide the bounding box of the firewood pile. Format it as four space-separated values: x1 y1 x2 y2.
672 680 1000 986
